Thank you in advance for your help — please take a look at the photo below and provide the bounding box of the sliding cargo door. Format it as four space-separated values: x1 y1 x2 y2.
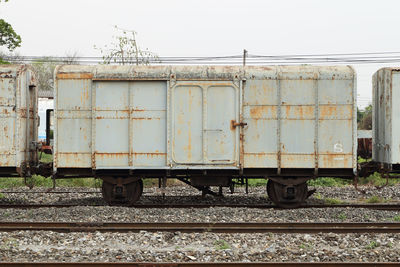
170 81 239 168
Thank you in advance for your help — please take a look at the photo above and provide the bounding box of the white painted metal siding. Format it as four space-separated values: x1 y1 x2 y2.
373 68 400 165
0 65 38 171
54 65 356 173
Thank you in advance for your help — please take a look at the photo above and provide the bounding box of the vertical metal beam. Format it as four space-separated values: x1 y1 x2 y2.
239 78 245 171
314 68 319 176
53 67 59 172
128 82 133 167
351 66 358 175
202 84 207 164
91 82 96 170
31 82 38 166
166 79 172 168
276 68 282 175
25 77 31 169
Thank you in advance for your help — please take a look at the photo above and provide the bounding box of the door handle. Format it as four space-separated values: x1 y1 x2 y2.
231 120 247 129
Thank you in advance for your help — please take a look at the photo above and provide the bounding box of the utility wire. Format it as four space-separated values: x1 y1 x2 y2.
4 51 400 65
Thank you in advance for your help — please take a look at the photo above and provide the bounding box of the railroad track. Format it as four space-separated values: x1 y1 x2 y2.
0 222 399 233
0 203 400 210
0 263 399 267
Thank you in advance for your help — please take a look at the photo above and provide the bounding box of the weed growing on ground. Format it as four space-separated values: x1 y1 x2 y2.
38 153 53 163
324 198 343 205
366 196 384 203
393 215 400 222
299 242 313 250
307 177 351 187
365 241 380 249
358 172 400 187
337 212 347 220
313 192 322 200
214 239 231 250
0 176 101 189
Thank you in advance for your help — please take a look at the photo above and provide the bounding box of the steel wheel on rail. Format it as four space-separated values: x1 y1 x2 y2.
267 179 308 209
102 179 143 206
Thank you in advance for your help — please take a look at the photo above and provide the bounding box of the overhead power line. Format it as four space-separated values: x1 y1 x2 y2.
4 51 400 65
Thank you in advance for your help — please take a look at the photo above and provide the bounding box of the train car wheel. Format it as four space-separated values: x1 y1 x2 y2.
102 179 143 206
267 180 307 209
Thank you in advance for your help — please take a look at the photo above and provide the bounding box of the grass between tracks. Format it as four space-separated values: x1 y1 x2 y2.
0 156 399 189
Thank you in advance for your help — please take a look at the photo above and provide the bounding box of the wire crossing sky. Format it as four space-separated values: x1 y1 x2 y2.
2 0 400 108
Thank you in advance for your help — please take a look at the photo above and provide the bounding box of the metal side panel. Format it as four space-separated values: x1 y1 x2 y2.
318 79 354 169
94 81 130 167
391 71 400 164
243 79 278 167
243 66 355 171
382 69 393 164
130 81 167 167
169 81 239 168
372 69 387 164
55 78 92 168
0 76 16 166
93 81 168 169
280 78 316 169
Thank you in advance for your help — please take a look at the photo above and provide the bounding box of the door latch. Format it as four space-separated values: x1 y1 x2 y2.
231 120 247 129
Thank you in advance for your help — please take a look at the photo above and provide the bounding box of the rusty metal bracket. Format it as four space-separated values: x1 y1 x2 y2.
353 175 366 194
177 177 222 198
169 73 176 87
375 171 389 190
230 120 247 129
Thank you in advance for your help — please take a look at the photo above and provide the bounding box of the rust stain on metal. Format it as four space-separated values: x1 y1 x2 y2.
230 120 236 131
57 73 93 79
95 153 129 158
132 152 167 158
131 118 159 120
249 106 277 119
80 81 90 106
320 106 338 117
321 154 351 168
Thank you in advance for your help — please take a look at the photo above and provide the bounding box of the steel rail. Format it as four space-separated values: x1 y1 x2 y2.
0 222 400 233
0 191 101 194
0 203 400 210
0 263 399 267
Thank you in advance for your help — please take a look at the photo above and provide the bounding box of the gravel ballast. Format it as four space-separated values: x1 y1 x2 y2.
0 206 399 223
0 231 399 262
1 184 400 262
1 184 400 205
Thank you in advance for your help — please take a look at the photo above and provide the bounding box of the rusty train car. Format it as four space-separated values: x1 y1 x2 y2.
0 65 38 177
0 64 365 208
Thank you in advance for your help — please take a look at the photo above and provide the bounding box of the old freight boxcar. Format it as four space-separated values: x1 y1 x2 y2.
372 68 400 171
0 65 38 177
53 65 357 207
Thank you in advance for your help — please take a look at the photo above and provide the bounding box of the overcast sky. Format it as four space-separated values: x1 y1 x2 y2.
2 0 400 108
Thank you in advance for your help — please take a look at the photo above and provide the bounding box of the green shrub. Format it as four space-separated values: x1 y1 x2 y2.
366 196 384 203
324 198 344 205
308 177 351 187
357 172 400 187
0 176 100 189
